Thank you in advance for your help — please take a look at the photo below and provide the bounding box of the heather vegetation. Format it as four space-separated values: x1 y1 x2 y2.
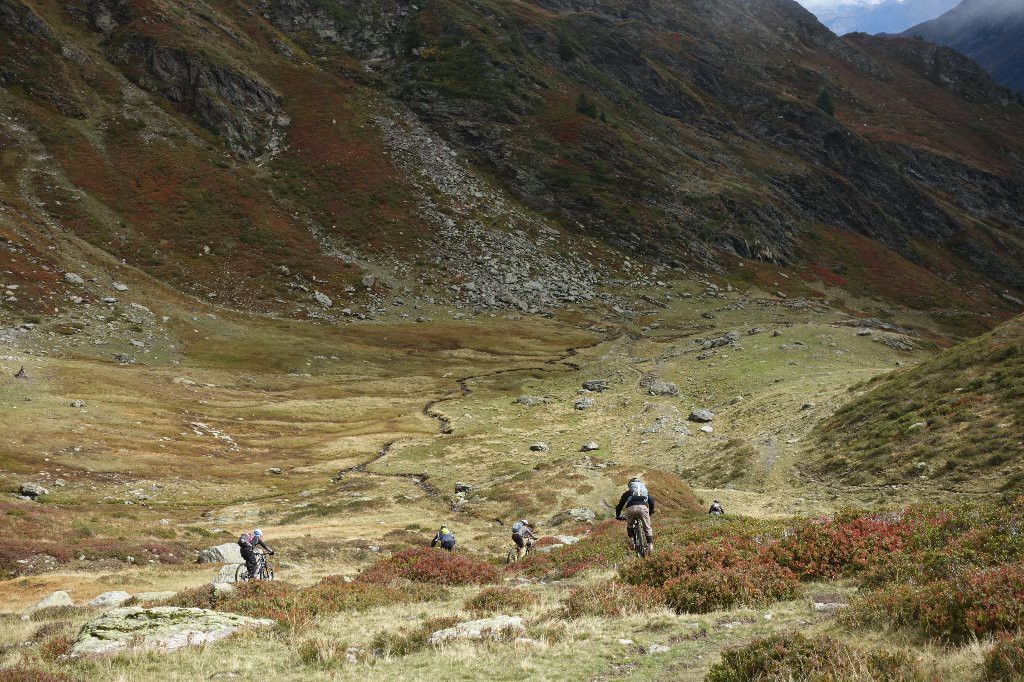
814 316 1024 490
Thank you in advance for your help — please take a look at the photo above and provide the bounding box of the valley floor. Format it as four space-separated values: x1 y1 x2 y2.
0 271 1007 680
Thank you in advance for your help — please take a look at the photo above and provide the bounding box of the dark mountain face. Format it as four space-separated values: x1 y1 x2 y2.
902 0 1024 93
1 0 1023 321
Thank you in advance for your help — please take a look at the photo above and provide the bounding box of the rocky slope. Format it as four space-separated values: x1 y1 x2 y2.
902 0 1024 93
1 0 1023 331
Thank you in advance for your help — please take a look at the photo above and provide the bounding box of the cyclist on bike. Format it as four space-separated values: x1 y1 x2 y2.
431 525 456 552
238 528 274 579
615 477 655 555
511 519 537 560
709 500 725 516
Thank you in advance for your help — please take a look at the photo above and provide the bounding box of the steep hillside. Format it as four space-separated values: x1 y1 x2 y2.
1 0 1023 331
811 313 1024 491
902 0 1024 93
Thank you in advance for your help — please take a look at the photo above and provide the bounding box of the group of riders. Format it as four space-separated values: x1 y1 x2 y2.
236 477 726 579
431 477 725 559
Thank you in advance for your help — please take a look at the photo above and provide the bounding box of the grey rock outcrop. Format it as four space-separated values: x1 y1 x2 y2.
105 33 285 160
428 615 524 645
582 380 610 392
69 607 275 657
529 442 549 452
579 440 599 452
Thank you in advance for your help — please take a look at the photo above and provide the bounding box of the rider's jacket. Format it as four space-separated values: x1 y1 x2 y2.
615 490 656 517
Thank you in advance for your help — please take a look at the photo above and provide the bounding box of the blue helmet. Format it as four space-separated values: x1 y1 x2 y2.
253 529 262 538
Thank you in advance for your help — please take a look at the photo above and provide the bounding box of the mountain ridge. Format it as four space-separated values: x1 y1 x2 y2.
902 0 1024 93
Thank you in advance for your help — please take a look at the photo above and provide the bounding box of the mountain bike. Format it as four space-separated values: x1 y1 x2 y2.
235 550 275 582
619 516 649 558
506 539 534 565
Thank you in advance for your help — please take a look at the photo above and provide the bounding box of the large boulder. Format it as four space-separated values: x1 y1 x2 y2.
27 590 73 614
69 607 275 657
197 542 243 564
428 615 524 645
87 591 133 608
212 564 243 584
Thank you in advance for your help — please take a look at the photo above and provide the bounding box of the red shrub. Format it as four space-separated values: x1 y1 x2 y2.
0 669 73 682
845 562 1024 643
983 634 1024 681
619 540 756 588
766 515 913 580
706 633 920 682
356 548 499 586
663 563 800 614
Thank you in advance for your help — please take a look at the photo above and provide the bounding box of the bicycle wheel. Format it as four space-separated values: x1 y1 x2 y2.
262 565 274 581
235 564 249 582
506 547 517 565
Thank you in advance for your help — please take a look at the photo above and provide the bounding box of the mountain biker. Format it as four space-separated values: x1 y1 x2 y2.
615 477 655 555
511 519 537 560
709 500 725 516
431 525 456 552
238 529 274 579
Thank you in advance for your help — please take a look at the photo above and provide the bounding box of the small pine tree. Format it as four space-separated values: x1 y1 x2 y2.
575 93 597 118
816 88 835 116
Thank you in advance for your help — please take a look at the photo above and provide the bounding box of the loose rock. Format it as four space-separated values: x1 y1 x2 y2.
28 590 74 614
19 482 48 499
88 591 133 608
688 409 714 423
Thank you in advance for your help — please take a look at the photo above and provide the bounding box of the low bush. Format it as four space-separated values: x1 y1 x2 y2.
297 638 365 668
844 563 1024 644
663 564 800 614
0 668 74 682
766 514 914 580
356 548 499 586
464 587 539 615
619 540 756 588
372 616 459 657
165 577 444 629
562 582 663 619
983 635 1024 681
706 632 922 682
